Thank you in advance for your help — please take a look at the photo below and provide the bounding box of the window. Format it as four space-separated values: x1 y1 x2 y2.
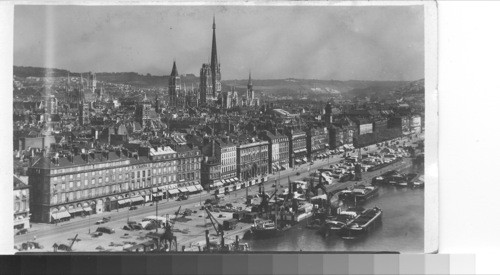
98 178 103 184
70 174 74 180
105 177 109 183
62 183 66 190
61 176 66 182
69 192 74 201
76 181 81 188
91 189 95 197
84 179 88 186
91 179 95 185
76 191 81 199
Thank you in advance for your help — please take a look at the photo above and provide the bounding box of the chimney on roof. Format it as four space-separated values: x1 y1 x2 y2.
82 153 89 163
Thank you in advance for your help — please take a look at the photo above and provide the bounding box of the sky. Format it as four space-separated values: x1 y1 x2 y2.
14 5 424 81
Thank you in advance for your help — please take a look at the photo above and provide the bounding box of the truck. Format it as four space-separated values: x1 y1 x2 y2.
223 219 239 230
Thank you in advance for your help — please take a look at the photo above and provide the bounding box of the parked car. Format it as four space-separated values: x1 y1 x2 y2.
16 228 28 235
96 227 115 234
91 232 103 238
177 194 189 201
95 219 106 225
129 206 138 210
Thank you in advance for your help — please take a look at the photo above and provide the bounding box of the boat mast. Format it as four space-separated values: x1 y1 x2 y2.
274 179 278 227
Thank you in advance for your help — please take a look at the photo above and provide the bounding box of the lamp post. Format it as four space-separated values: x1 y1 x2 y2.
155 199 159 233
88 213 91 234
127 197 130 223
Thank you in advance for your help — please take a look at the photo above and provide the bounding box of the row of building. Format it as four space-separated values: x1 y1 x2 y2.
24 109 422 225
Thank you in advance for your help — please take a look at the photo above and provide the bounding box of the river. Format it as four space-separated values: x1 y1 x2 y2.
243 185 425 253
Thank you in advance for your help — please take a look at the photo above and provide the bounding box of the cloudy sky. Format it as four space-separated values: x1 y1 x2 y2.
14 5 424 81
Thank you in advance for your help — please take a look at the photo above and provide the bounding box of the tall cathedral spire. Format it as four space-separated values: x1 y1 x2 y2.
248 71 253 88
211 16 218 69
171 61 179 77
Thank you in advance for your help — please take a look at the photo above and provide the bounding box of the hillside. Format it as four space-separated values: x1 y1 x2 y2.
13 66 419 97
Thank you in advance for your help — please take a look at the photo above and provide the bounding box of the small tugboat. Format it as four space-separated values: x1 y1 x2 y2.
337 207 383 240
338 185 379 205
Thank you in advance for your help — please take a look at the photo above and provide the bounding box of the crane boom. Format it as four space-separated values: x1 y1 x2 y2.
204 208 223 235
69 234 78 251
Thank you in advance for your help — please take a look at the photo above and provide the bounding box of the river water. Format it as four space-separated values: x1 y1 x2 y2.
243 185 424 253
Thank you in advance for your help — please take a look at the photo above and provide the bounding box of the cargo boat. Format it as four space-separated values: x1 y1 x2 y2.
337 207 383 240
250 219 291 238
338 185 379 205
250 202 313 239
320 208 364 237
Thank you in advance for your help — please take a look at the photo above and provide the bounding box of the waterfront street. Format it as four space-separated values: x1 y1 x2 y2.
15 134 422 252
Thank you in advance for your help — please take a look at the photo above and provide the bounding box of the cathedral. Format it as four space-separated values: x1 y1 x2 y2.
168 61 181 107
199 17 222 105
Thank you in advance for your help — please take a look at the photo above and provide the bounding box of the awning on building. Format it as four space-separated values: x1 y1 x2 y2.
51 210 71 220
152 187 158 192
152 193 163 197
187 186 198 193
213 181 223 187
170 184 179 189
226 186 234 192
68 206 84 214
118 198 132 205
234 177 239 181
219 187 225 194
158 186 168 191
281 165 287 170
83 206 92 212
130 196 144 203
235 184 241 190
194 184 203 191
168 189 179 195
178 187 189 193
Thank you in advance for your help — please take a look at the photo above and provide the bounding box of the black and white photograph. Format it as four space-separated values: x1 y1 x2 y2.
9 2 436 254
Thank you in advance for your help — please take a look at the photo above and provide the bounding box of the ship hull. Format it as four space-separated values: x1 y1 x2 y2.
337 208 383 240
251 227 281 239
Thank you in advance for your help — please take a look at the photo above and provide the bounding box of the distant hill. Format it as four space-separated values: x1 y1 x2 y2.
395 79 425 94
13 66 420 96
14 66 72 78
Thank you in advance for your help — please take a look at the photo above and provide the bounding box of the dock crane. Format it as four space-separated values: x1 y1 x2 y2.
154 205 181 252
204 208 226 251
259 181 279 214
55 234 78 252
311 173 332 216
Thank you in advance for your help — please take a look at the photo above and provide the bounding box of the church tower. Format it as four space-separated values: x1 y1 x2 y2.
211 16 222 99
169 61 181 107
